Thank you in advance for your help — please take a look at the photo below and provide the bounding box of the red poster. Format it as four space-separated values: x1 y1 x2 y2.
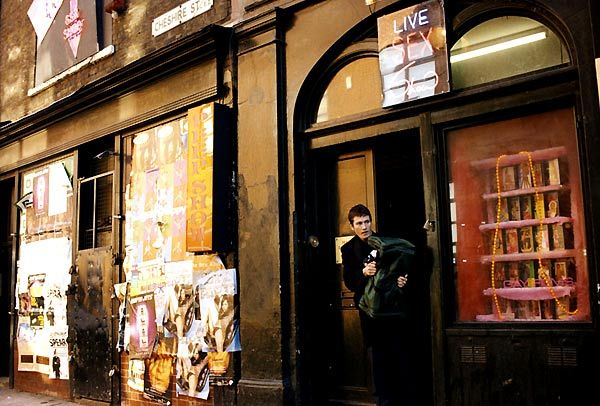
33 171 49 216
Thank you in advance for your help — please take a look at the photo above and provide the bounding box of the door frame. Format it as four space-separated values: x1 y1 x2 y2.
295 117 440 405
0 174 17 387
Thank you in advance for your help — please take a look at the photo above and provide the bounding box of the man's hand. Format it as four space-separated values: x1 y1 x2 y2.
362 261 377 277
397 274 408 288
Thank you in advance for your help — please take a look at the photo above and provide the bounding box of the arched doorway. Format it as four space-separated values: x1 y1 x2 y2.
293 33 433 405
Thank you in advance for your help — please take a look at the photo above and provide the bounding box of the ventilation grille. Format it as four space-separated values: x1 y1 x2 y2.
460 345 487 364
547 346 577 367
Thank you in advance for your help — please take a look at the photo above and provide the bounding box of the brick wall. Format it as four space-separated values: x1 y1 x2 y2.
120 353 213 406
13 347 70 400
0 0 231 124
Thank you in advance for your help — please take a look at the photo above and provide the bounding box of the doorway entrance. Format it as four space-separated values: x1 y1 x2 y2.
0 178 15 380
302 131 432 405
69 139 116 402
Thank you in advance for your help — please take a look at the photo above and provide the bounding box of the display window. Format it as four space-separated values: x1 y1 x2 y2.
450 16 570 89
447 108 590 322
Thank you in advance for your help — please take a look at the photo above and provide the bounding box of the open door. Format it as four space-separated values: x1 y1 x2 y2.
70 246 114 401
302 131 431 405
70 142 117 402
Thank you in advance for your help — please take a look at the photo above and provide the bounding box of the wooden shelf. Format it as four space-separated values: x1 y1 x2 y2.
475 313 575 322
470 146 567 170
478 216 573 232
482 286 573 300
480 249 576 263
482 184 567 200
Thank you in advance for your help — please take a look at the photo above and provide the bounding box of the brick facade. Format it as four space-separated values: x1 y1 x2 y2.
0 0 232 124
119 354 213 406
13 347 70 400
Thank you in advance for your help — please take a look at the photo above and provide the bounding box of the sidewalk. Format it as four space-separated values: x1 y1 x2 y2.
0 378 81 406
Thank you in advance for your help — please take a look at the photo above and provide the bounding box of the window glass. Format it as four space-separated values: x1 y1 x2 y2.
316 57 383 123
450 16 569 89
447 108 590 322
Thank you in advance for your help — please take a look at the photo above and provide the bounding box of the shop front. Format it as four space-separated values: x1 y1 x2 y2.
0 11 236 404
289 0 600 405
0 1 599 405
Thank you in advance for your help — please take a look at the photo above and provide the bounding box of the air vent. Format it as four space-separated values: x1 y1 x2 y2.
547 346 577 367
460 345 487 364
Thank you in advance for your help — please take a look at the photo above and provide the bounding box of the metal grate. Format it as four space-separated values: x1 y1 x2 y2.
460 345 487 364
547 346 577 367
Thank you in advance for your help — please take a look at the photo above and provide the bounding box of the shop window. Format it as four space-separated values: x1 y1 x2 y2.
316 57 383 123
450 16 570 89
447 108 590 323
78 139 115 250
30 0 113 86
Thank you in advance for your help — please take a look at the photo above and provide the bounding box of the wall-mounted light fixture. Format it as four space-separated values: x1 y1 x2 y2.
93 150 118 160
450 31 547 63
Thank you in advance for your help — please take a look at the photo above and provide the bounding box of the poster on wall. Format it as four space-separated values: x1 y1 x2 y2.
162 261 194 339
28 274 46 329
45 278 68 329
176 337 210 399
198 268 240 354
128 293 158 359
17 321 51 374
16 321 37 372
128 359 146 392
48 162 72 216
186 104 215 252
377 0 449 107
49 330 69 379
143 338 174 404
197 268 240 375
115 282 130 352
32 171 49 216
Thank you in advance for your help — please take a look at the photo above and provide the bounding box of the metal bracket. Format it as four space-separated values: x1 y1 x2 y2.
423 219 436 232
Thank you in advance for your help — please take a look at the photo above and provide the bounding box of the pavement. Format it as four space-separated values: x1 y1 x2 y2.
0 377 81 406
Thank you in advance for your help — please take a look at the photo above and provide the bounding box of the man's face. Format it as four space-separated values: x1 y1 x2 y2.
351 215 372 241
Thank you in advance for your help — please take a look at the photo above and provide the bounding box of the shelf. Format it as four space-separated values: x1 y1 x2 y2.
482 286 573 301
478 216 573 232
480 249 576 263
475 313 575 322
470 146 567 170
482 184 567 200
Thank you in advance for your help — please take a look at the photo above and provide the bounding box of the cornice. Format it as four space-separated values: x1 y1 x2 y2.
234 6 285 41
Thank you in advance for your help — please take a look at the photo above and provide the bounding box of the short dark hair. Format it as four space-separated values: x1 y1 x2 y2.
348 204 371 225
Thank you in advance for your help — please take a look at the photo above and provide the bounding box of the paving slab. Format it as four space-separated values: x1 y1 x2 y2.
0 387 82 405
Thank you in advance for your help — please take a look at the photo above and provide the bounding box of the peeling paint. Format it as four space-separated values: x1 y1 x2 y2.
8 46 21 61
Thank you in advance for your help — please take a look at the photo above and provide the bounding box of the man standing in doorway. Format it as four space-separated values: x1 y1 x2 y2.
341 204 415 406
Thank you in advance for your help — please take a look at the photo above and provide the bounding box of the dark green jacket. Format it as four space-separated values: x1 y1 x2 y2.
359 236 416 319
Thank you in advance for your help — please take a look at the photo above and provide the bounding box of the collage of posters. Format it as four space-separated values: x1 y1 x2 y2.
16 237 72 379
121 110 241 402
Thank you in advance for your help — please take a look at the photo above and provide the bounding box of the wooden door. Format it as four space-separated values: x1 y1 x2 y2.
70 172 115 402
